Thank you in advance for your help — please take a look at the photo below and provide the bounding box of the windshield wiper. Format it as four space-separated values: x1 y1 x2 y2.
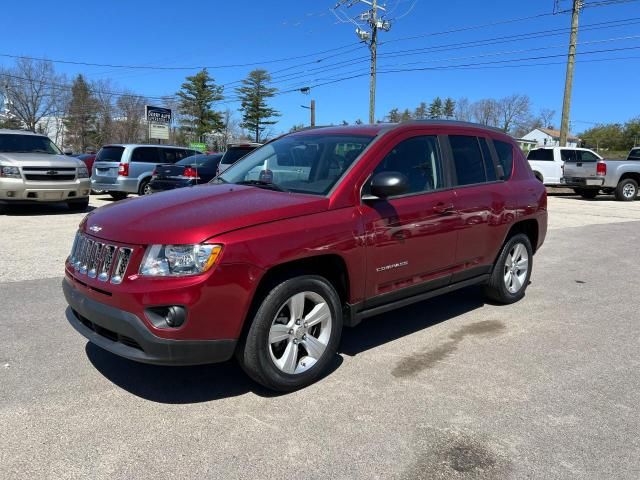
234 180 288 192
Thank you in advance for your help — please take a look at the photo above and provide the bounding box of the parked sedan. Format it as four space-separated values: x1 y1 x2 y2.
148 154 223 194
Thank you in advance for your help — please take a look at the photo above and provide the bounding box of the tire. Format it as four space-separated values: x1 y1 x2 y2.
615 178 638 202
108 191 128 200
533 172 543 183
138 179 152 196
67 198 89 212
237 275 343 392
484 233 533 304
573 188 599 199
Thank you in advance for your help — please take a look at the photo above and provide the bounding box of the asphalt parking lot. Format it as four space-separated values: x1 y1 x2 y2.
1 191 639 479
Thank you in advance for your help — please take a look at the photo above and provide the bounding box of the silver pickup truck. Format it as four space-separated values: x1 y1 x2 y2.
0 129 91 212
561 147 640 201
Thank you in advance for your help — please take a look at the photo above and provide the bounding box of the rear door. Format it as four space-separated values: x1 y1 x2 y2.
92 146 125 185
129 147 160 179
563 149 601 179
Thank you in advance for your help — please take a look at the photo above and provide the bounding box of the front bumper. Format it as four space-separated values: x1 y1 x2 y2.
560 177 605 188
0 178 90 203
63 277 237 365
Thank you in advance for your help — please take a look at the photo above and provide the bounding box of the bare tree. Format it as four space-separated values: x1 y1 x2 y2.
454 97 472 122
471 99 499 127
115 93 146 143
92 79 116 147
537 108 556 129
496 94 532 133
1 58 59 132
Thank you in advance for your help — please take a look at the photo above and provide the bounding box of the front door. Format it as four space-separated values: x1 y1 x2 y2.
360 133 459 306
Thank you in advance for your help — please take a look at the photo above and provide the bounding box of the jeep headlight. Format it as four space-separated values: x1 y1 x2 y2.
0 165 21 178
140 244 222 277
77 166 89 178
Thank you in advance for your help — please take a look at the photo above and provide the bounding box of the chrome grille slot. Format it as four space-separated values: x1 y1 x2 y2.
68 233 134 284
110 248 133 285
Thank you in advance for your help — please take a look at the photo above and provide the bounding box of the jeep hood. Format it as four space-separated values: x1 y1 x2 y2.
82 184 330 245
0 152 83 168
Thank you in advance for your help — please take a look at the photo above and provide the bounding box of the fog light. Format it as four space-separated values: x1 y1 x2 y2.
6 191 15 197
145 306 187 329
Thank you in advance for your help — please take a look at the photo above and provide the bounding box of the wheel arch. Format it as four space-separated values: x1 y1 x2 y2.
502 219 540 255
619 172 640 184
533 171 544 183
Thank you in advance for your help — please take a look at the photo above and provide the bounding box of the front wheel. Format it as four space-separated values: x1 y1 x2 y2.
574 188 599 199
237 275 343 392
615 178 638 201
484 233 533 304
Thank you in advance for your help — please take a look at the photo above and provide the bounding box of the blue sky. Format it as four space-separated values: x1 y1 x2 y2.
2 0 639 135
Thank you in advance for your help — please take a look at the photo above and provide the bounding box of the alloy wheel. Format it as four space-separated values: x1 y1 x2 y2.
503 243 529 294
268 291 332 374
623 183 636 199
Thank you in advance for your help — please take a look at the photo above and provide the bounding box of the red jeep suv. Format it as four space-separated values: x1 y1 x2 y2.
63 121 547 391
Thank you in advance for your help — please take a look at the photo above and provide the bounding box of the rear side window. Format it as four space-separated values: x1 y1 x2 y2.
131 147 159 163
160 149 177 163
560 149 578 162
96 146 124 162
478 137 497 181
629 149 640 160
221 147 255 165
527 149 554 161
494 140 514 179
449 135 486 186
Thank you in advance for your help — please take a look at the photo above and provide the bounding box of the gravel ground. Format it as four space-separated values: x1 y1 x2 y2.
0 190 639 479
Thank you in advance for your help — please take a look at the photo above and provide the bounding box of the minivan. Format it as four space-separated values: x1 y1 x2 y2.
92 144 201 199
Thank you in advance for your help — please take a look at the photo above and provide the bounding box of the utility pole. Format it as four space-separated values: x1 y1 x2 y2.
559 0 583 147
334 0 391 124
311 99 316 127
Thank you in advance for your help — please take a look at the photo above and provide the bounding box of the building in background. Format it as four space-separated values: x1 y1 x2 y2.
522 127 580 148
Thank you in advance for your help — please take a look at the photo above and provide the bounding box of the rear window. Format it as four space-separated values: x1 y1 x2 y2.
177 154 220 167
96 146 125 162
527 149 554 161
494 141 514 179
220 146 257 165
628 149 640 160
561 149 578 162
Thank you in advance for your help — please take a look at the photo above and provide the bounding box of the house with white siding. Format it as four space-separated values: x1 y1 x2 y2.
521 127 580 148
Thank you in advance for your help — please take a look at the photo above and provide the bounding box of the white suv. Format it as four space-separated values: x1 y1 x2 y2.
0 129 91 212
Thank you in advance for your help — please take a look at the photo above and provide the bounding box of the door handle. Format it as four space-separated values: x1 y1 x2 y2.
433 202 455 215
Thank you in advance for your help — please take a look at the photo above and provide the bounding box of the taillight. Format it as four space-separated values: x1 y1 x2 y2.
118 163 129 177
596 162 607 176
183 167 198 178
151 168 157 177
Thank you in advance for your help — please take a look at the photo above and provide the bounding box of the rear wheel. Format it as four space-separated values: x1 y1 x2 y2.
108 191 128 200
67 198 89 212
615 178 637 201
574 188 599 199
484 233 533 304
139 179 152 196
237 275 343 392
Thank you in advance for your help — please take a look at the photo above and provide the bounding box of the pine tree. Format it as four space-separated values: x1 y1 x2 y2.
414 102 428 120
236 69 280 143
176 69 224 140
387 108 401 122
443 98 456 119
401 108 413 122
63 75 99 152
428 97 443 119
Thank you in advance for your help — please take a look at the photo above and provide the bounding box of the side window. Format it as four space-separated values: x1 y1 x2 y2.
527 149 554 161
449 135 487 186
131 147 159 163
160 149 177 163
561 149 577 162
494 140 514 179
372 135 444 195
478 137 497 181
578 150 599 162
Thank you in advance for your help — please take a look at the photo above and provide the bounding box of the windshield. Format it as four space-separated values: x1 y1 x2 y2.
219 134 374 195
0 134 62 154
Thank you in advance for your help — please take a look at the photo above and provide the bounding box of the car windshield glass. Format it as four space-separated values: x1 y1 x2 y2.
219 134 374 195
220 147 258 165
0 134 62 154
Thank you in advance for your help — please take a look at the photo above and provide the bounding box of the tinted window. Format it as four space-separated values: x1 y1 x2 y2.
561 149 578 162
173 149 192 161
96 146 125 162
450 135 486 186
220 146 256 165
494 140 514 179
527 149 554 161
373 135 444 194
629 149 640 160
0 134 62 155
577 150 599 162
131 147 159 163
160 149 177 164
479 137 497 181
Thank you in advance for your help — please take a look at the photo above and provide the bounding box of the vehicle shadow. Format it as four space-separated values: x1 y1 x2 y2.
3 204 97 216
85 342 343 403
340 286 486 356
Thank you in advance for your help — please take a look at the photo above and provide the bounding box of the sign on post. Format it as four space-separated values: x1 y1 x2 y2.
189 142 207 152
146 105 172 141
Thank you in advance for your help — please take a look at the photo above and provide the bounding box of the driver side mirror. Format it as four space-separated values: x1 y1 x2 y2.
364 171 409 200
